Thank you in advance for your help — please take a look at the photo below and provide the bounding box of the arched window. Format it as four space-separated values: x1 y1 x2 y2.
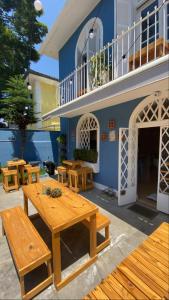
75 18 103 67
76 113 100 153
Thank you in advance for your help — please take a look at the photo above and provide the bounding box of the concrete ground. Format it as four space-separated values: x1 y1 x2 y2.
0 178 168 300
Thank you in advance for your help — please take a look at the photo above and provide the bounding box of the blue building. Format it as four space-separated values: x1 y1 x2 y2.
40 0 169 214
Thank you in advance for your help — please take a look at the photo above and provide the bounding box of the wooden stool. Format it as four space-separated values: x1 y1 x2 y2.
68 168 85 193
82 167 94 191
1 168 19 192
27 166 40 184
57 166 68 186
20 164 32 185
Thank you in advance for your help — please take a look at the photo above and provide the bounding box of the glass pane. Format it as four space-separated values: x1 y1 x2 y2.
90 130 97 150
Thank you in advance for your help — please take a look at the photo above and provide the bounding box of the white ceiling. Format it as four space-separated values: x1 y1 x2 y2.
40 0 101 59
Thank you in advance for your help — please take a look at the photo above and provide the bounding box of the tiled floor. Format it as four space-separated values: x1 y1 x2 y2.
0 178 168 299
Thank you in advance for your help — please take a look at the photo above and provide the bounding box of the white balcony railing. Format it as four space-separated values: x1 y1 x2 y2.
59 0 169 106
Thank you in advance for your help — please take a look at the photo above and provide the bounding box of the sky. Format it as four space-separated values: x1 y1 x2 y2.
31 0 66 79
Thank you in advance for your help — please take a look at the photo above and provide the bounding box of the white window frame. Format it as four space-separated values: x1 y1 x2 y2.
76 113 100 173
75 18 103 68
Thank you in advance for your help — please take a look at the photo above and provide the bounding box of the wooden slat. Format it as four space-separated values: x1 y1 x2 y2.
107 274 135 299
113 269 148 300
118 262 161 299
84 223 169 300
92 286 109 300
135 247 169 276
125 255 169 295
141 242 169 266
132 250 169 283
146 236 169 255
99 280 122 299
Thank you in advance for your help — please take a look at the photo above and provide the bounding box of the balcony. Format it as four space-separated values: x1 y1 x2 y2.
59 1 169 108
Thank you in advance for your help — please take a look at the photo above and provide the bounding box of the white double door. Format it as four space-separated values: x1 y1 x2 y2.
118 125 169 214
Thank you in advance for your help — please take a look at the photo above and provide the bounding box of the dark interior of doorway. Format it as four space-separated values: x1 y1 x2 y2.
137 127 160 210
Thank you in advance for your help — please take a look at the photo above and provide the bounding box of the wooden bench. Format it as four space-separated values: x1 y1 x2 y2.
1 206 52 300
83 213 110 253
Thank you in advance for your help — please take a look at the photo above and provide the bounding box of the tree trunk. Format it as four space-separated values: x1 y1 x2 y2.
20 129 26 159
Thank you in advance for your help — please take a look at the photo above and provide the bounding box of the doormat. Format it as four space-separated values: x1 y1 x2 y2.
147 193 157 201
128 204 158 219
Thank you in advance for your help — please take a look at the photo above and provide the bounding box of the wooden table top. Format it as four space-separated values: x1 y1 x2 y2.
22 179 98 233
84 222 169 300
62 160 83 168
7 159 26 167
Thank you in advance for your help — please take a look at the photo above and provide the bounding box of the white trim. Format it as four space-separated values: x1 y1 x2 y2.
75 17 103 67
127 91 169 213
76 113 100 173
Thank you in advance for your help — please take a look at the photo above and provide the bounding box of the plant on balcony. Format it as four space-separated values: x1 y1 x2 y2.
89 51 112 89
56 134 67 163
73 148 98 163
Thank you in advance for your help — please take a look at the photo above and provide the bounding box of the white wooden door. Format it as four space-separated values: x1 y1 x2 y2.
157 126 169 214
118 128 138 206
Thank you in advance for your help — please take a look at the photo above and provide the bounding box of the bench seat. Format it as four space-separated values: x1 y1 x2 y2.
83 212 110 253
1 206 52 300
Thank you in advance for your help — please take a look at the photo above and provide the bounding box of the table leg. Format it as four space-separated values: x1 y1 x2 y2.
89 214 97 258
24 193 28 216
52 232 61 288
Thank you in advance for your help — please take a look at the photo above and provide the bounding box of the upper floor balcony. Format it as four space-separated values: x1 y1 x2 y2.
59 1 169 108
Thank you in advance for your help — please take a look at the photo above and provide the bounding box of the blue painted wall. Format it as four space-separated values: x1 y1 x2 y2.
59 0 115 80
66 98 144 190
0 130 60 166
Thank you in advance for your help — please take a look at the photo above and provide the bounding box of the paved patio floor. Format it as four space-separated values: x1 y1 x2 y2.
0 178 168 299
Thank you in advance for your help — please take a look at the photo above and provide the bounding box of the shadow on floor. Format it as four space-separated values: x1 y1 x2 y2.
23 215 105 294
81 189 169 235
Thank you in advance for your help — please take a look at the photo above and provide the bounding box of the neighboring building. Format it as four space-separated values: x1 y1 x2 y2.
26 70 60 131
40 0 169 214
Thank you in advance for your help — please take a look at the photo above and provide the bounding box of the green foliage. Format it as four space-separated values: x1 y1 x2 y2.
0 0 48 93
73 149 98 163
1 75 38 130
50 188 62 198
45 187 52 196
57 134 67 145
89 52 112 88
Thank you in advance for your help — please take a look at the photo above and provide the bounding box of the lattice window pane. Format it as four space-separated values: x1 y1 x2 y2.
161 98 169 120
79 115 98 150
159 127 169 194
136 99 159 123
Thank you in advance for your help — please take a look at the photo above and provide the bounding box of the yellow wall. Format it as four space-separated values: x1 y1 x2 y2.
40 81 59 115
28 80 60 131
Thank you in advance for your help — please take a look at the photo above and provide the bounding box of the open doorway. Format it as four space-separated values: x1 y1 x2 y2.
137 127 160 209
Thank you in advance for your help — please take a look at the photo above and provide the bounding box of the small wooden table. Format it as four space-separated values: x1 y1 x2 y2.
7 159 26 185
22 179 98 290
62 160 83 169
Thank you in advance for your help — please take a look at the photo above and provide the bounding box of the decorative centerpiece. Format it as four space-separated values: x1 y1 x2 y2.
43 186 62 198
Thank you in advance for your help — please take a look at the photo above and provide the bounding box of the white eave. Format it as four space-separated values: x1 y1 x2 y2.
40 0 101 59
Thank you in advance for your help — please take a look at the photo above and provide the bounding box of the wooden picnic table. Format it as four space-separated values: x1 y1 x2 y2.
7 159 26 185
22 179 98 290
62 160 83 169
